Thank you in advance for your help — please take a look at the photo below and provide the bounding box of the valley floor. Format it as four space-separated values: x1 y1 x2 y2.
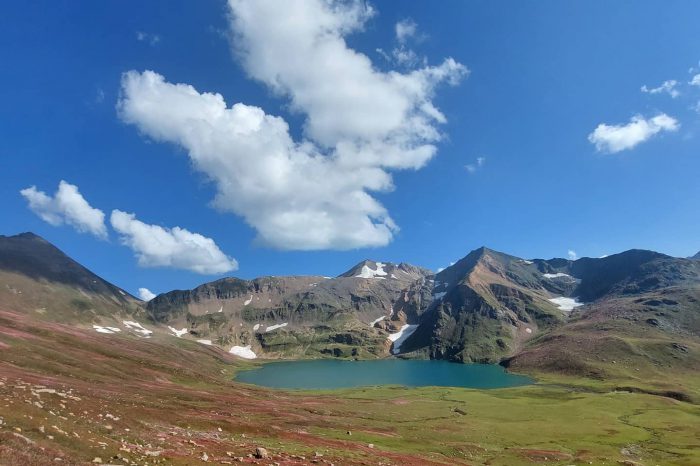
1 308 699 466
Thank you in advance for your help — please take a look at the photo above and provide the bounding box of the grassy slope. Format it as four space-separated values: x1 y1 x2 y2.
2 308 699 465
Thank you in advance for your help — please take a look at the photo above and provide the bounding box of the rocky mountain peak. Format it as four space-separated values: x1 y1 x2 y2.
338 260 430 282
0 231 134 301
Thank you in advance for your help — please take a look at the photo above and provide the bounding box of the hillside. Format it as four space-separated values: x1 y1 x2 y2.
1 232 699 396
0 232 145 324
146 260 434 359
1 232 700 464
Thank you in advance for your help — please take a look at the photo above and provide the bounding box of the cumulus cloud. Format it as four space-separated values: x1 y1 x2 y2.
110 210 238 274
118 0 467 250
689 74 700 86
138 287 157 301
588 113 679 153
465 156 486 174
20 181 108 239
641 80 680 98
568 250 577 260
395 18 418 43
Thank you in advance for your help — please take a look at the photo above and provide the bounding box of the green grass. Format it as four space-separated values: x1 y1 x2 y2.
2 307 700 465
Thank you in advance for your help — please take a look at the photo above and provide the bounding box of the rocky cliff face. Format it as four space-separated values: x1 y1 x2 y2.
401 248 565 362
146 260 434 358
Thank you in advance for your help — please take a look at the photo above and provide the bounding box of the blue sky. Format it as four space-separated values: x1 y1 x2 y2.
1 1 699 298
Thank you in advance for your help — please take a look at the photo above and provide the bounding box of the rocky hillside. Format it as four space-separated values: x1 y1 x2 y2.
0 233 144 323
146 260 434 359
400 248 700 365
1 232 698 380
401 247 568 362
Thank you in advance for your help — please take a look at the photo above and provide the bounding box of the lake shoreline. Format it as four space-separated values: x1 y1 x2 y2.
234 358 535 390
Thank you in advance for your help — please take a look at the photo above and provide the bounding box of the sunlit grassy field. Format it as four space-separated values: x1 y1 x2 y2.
1 308 699 465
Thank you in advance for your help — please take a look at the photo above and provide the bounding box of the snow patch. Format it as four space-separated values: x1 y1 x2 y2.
93 325 120 334
355 262 388 279
525 328 532 334
197 339 213 346
432 292 446 301
548 297 584 312
123 321 153 336
217 306 223 313
543 273 574 279
265 323 288 332
369 316 386 327
388 324 419 355
243 296 253 306
118 290 126 296
253 324 261 331
229 345 257 359
168 326 187 338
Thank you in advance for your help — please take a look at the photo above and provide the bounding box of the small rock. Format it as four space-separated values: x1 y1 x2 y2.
200 452 209 462
254 447 269 459
346 431 352 435
92 458 102 464
368 443 374 449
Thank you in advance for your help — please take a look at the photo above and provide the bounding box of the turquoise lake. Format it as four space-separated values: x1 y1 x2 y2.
235 359 534 390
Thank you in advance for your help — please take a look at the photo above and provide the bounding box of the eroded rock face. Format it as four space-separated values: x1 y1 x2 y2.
145 260 435 358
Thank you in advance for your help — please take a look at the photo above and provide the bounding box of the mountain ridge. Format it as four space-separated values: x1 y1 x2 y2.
1 232 698 384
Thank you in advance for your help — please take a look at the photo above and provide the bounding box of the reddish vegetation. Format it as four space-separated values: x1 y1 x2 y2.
0 309 455 465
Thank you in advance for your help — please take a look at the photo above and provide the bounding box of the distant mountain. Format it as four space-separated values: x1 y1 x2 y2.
2 232 698 382
691 251 700 260
402 247 567 362
401 247 700 364
0 232 143 323
146 259 434 358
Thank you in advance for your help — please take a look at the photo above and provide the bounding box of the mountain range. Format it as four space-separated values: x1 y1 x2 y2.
1 232 698 389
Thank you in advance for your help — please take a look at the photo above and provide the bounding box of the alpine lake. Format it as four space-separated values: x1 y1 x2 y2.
235 359 534 390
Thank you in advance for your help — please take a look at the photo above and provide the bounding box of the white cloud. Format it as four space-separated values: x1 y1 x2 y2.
641 80 680 98
138 287 156 301
588 113 679 153
568 250 577 260
136 31 160 46
377 18 427 69
20 181 108 239
395 18 418 44
118 0 467 250
689 74 700 86
465 156 485 173
110 210 238 274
